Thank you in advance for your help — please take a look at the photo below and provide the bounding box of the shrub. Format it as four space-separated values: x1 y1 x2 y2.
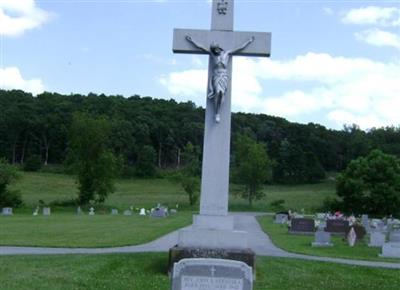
23 155 42 172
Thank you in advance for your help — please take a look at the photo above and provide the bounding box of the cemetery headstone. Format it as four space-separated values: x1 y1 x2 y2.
77 206 82 215
139 208 146 216
380 242 400 258
389 230 400 242
89 207 95 216
171 258 253 290
312 230 333 247
317 220 327 230
111 208 118 215
33 206 39 216
326 219 349 235
123 210 132 216
289 218 315 235
361 214 371 233
1 207 13 216
274 213 288 224
43 207 51 216
170 209 178 215
347 227 356 247
151 207 168 218
346 224 366 241
368 231 386 247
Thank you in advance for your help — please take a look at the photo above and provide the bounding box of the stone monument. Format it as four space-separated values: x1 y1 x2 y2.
170 0 270 268
171 258 253 290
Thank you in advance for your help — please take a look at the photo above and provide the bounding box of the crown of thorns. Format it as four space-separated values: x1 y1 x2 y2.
210 42 222 50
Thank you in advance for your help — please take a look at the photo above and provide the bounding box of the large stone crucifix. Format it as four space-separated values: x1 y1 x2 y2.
172 0 271 248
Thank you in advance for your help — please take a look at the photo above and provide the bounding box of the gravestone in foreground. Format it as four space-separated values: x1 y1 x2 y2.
289 218 315 235
171 258 252 290
169 0 271 270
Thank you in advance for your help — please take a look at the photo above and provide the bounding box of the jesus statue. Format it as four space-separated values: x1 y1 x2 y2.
185 35 254 123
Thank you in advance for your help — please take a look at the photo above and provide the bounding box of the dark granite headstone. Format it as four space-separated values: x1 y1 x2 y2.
171 258 253 290
326 219 349 235
289 218 315 235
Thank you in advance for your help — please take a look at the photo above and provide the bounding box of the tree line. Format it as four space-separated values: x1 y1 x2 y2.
2 89 400 184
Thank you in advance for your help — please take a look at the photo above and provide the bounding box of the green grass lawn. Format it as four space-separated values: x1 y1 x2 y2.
10 171 336 212
0 212 192 247
258 216 400 263
0 253 398 290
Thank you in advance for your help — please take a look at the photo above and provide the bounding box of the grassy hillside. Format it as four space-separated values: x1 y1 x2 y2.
10 171 336 212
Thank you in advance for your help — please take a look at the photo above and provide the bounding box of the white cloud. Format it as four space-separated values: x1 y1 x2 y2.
342 6 400 27
0 67 45 95
0 0 51 36
160 52 400 129
159 69 207 104
355 28 400 50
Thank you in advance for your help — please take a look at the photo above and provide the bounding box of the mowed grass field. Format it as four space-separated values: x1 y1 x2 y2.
0 213 192 247
10 171 336 212
0 171 336 247
0 253 399 290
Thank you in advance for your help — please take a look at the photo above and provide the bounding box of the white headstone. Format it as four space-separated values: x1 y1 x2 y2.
368 231 386 247
274 214 288 224
380 242 400 258
43 207 51 216
389 230 400 242
123 210 132 216
312 230 333 247
347 227 357 247
33 206 39 216
139 208 146 216
89 207 95 216
111 208 118 215
2 207 13 216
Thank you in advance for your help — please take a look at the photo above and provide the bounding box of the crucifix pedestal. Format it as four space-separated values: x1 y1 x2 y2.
169 0 271 270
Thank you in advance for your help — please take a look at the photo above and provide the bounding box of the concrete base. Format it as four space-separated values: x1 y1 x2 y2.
311 242 333 247
178 228 248 249
168 246 256 276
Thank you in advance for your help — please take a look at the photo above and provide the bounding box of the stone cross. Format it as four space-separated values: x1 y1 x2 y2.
173 0 271 217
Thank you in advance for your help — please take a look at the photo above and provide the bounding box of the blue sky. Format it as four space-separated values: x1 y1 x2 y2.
1 0 400 130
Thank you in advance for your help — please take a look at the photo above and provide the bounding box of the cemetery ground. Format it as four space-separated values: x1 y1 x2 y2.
1 171 335 247
258 216 400 263
0 253 399 290
1 171 400 289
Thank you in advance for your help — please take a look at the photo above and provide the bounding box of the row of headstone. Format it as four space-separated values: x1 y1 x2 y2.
32 207 51 216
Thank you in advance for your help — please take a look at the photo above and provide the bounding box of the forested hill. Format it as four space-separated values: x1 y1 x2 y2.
1 89 400 183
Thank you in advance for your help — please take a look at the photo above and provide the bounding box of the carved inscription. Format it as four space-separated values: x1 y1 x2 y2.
182 276 243 290
217 0 228 15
